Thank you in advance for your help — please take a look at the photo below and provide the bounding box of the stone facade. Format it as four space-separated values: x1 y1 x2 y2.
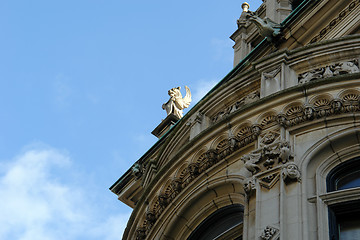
110 0 360 239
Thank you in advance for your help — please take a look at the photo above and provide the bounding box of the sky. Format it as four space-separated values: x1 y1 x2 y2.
0 0 262 239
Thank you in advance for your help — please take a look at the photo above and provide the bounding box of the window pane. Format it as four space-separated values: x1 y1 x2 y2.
336 170 360 190
339 218 360 240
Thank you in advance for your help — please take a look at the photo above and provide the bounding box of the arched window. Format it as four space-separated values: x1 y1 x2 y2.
327 159 360 240
187 204 244 240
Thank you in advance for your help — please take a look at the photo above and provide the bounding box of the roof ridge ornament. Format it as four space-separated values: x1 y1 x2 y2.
162 86 192 119
241 2 250 12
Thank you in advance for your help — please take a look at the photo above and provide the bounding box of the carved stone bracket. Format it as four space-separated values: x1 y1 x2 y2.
260 226 280 240
298 59 359 84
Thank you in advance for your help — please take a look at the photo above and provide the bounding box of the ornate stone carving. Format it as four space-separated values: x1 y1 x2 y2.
330 99 343 114
282 162 301 183
260 114 277 128
278 141 292 164
205 149 218 168
212 91 260 123
244 11 282 42
146 210 156 223
158 194 169 208
135 227 147 240
242 141 293 175
304 105 316 120
235 91 260 109
298 60 359 84
251 124 262 137
260 226 279 240
236 125 255 148
263 68 281 81
243 177 256 195
187 163 200 179
132 162 143 179
170 178 183 194
162 86 192 118
260 130 280 146
242 153 262 174
259 171 280 189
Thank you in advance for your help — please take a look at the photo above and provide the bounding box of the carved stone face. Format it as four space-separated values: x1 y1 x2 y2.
277 114 287 126
286 163 299 179
252 125 261 136
332 100 342 112
262 132 276 144
304 106 314 119
243 179 253 193
168 87 181 98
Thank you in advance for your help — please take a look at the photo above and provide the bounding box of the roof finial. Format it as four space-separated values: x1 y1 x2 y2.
242 2 250 12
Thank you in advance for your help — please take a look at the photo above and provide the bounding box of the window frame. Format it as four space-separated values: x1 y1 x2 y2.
326 158 360 240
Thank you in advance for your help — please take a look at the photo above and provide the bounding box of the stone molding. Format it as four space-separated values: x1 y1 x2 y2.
310 0 360 43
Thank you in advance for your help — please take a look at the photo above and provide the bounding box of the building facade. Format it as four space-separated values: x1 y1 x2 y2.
110 0 360 239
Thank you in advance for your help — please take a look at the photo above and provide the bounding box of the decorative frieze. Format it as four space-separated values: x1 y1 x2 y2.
212 91 260 123
298 60 359 84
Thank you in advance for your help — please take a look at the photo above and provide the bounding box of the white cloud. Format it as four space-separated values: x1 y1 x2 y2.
0 146 130 240
191 79 219 104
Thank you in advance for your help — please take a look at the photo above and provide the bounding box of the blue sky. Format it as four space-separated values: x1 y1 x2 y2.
0 0 262 239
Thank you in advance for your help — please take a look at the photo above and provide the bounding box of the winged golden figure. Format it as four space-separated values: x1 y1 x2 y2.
162 86 192 119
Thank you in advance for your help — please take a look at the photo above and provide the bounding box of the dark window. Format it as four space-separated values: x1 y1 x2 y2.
336 169 360 190
327 159 360 240
328 200 360 240
187 204 244 240
327 158 360 192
